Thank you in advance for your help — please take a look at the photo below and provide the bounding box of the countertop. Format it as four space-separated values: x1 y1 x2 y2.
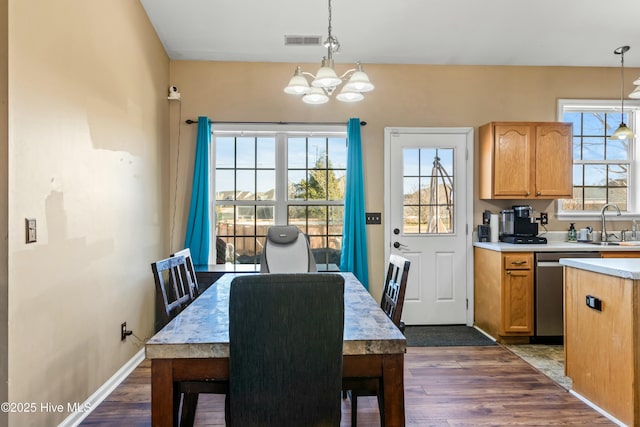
559 258 640 280
473 241 640 252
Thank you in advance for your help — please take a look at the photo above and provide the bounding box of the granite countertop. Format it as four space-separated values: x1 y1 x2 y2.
559 258 640 280
474 241 640 253
146 272 406 360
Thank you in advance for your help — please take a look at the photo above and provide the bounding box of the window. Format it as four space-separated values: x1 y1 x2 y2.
212 124 347 266
558 99 640 217
402 148 455 234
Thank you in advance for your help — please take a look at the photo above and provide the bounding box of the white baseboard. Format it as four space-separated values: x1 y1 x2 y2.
58 348 145 427
569 389 627 427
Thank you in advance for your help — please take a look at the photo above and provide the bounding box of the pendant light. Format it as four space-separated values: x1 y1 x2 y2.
610 46 635 140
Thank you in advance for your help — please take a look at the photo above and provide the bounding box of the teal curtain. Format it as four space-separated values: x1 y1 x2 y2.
184 116 211 266
340 118 369 289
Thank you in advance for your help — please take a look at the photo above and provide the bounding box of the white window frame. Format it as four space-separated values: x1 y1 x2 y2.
557 99 640 221
210 123 347 263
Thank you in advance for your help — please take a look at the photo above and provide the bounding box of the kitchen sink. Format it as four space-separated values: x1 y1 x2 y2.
585 241 640 246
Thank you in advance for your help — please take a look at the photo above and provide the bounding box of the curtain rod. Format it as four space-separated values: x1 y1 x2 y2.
185 119 366 126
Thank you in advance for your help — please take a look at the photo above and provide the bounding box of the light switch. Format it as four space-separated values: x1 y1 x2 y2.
25 218 36 243
366 212 382 225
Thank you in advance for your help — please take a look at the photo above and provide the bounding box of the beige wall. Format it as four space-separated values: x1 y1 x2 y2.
7 1 169 425
170 61 639 298
0 0 7 425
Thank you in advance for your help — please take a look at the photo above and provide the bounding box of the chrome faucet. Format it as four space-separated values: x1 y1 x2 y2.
601 203 621 242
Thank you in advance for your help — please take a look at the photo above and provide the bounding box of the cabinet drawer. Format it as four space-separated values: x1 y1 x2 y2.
503 254 532 270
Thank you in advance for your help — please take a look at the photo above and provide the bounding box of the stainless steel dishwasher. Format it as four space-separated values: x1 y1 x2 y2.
534 251 599 341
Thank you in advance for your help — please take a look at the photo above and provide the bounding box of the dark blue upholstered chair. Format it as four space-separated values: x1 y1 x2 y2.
227 273 345 426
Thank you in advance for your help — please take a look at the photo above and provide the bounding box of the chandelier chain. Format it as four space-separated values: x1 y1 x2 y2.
327 0 332 40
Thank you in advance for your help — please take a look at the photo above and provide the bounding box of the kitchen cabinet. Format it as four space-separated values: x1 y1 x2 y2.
479 122 572 199
474 248 533 343
563 261 640 426
600 251 640 258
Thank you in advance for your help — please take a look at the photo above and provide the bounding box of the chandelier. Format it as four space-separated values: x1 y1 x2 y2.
283 0 374 104
611 46 635 140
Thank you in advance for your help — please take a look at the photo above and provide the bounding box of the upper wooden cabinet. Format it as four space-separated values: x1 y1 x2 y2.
479 122 573 199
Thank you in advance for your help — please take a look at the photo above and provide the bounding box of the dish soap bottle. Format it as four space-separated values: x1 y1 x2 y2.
568 223 577 242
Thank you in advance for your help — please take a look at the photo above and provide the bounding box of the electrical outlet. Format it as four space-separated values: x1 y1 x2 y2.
121 322 129 341
586 295 602 311
540 212 548 225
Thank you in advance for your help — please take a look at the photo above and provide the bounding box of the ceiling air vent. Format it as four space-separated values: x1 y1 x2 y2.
284 35 322 46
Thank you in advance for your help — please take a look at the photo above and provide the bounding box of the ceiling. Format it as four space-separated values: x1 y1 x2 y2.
140 0 640 68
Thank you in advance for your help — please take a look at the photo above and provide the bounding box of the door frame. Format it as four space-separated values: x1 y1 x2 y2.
383 127 475 326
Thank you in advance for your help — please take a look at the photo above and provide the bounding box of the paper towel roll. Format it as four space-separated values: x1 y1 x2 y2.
490 214 499 242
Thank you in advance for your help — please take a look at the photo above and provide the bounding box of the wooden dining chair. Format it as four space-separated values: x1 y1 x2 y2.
344 254 411 427
151 255 227 427
151 255 195 332
171 247 200 298
227 273 345 426
259 225 317 273
380 254 411 333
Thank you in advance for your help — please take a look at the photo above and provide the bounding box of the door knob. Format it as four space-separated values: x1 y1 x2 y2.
393 241 407 249
393 228 400 235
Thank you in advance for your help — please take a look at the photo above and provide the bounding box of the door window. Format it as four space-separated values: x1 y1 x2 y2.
403 148 455 234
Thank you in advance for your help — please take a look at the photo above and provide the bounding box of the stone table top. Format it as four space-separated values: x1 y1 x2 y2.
146 272 407 359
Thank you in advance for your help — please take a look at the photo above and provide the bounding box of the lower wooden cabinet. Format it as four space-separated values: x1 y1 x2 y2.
475 248 533 343
600 251 640 258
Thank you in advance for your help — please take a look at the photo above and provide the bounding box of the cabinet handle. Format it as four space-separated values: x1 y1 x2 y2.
536 191 541 196
526 192 530 196
507 271 511 275
511 260 526 265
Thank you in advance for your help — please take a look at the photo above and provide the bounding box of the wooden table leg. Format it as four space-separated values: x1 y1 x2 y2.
152 359 174 427
382 353 405 427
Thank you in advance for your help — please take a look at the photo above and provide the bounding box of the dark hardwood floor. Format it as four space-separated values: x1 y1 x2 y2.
81 346 614 426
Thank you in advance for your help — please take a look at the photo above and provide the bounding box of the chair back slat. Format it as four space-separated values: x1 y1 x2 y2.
151 255 194 331
171 247 199 298
380 254 411 330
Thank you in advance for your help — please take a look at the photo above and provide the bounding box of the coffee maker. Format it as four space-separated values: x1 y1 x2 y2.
499 205 547 244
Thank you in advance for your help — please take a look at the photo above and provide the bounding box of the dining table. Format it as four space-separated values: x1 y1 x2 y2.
145 272 407 426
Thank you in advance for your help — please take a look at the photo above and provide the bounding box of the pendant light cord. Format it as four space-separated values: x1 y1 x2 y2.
620 49 625 122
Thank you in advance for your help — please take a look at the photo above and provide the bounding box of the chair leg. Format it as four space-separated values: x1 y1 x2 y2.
351 391 358 427
180 392 199 427
173 388 181 427
376 392 385 427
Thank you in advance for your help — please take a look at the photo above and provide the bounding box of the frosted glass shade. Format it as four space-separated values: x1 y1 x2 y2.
610 123 635 140
284 74 311 95
336 87 364 102
311 66 341 88
343 71 374 92
284 67 311 95
302 88 330 104
629 85 640 99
